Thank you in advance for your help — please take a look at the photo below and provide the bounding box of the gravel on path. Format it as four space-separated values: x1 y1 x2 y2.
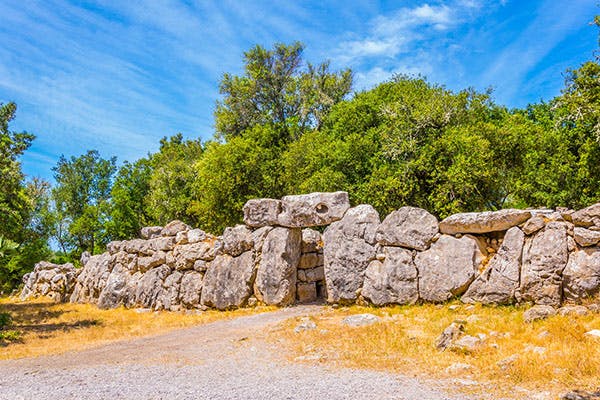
0 306 473 400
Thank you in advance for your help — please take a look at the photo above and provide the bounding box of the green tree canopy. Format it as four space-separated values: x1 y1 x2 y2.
52 150 116 255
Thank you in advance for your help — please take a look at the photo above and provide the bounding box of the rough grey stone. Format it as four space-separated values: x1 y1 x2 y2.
323 205 380 303
558 305 589 316
462 227 524 304
179 271 203 308
574 227 600 247
301 228 323 253
161 220 190 237
416 235 485 302
563 248 600 302
70 253 113 304
341 313 381 327
522 215 546 235
278 191 351 228
436 322 465 350
362 247 418 306
201 252 255 310
137 251 167 272
243 198 281 228
140 226 163 239
97 263 132 309
222 225 254 257
570 203 600 227
254 227 301 306
20 261 77 303
439 209 531 235
520 222 569 306
156 271 183 311
149 236 176 252
106 241 123 255
376 206 439 250
134 265 171 308
523 305 557 323
123 239 153 256
187 229 207 244
173 241 218 270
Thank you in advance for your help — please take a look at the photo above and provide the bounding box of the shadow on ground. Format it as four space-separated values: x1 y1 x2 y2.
0 300 101 345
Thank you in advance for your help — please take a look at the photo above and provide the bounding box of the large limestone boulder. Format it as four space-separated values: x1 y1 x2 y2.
243 198 281 228
278 191 351 228
254 227 301 306
70 253 113 304
134 265 171 308
376 206 439 250
570 203 600 227
563 248 600 302
362 247 418 306
323 205 380 303
222 225 254 257
201 251 255 310
520 222 569 306
179 271 203 308
439 209 531 235
462 227 524 304
97 263 132 309
416 235 485 302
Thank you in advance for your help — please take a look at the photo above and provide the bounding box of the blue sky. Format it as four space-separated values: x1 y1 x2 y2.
1 0 598 180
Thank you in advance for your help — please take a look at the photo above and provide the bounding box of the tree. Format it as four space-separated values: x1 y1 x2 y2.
108 158 154 240
146 134 203 226
191 125 284 233
0 102 35 240
214 42 352 141
51 150 116 255
0 103 52 291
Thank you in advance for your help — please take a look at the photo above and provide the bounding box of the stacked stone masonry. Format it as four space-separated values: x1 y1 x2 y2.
20 192 600 311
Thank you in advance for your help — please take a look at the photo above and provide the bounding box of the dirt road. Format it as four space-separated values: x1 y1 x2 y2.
0 306 471 400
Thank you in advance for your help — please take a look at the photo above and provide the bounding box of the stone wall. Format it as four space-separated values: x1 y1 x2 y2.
20 192 600 310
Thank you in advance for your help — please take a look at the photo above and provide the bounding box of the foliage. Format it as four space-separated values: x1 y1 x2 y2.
51 150 116 255
0 102 35 241
214 42 352 141
108 158 154 240
146 134 203 226
191 125 284 233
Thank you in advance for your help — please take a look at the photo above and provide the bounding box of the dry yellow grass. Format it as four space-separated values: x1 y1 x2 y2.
275 302 600 399
0 296 272 360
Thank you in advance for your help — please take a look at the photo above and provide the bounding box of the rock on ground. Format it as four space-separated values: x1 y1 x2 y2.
523 305 557 323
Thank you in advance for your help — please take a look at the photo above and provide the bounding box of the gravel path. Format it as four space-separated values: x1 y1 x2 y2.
0 306 473 400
